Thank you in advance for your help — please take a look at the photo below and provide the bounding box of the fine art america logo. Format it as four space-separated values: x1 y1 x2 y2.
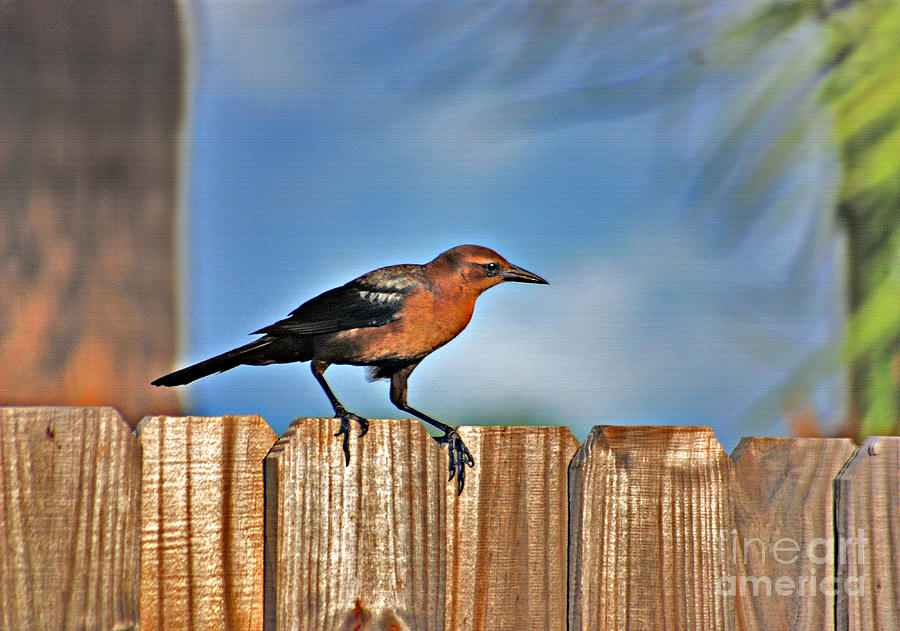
715 530 869 597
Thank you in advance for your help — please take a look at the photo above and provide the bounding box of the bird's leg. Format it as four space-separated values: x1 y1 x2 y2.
310 360 369 466
389 365 474 495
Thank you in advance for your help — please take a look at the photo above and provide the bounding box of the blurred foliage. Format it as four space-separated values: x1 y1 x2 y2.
728 0 900 437
822 0 900 435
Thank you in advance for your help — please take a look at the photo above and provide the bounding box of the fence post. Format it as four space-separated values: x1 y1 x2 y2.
568 425 735 631
731 437 856 631
0 407 141 631
835 437 900 631
264 418 446 631
445 426 577 631
138 414 277 631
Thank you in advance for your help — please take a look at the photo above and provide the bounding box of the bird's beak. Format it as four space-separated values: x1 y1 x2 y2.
502 264 549 284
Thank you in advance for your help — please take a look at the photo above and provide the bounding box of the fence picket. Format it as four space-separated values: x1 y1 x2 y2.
0 407 141 631
445 426 577 631
138 414 277 631
835 436 900 631
264 418 446 631
731 437 856 631
568 425 735 631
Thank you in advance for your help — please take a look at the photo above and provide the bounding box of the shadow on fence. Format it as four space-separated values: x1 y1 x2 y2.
0 407 895 631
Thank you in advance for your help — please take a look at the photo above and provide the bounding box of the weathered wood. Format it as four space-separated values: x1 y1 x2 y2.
264 418 446 631
139 415 277 631
568 425 735 631
0 407 141 631
445 426 578 631
835 437 900 631
11 409 899 630
731 437 856 631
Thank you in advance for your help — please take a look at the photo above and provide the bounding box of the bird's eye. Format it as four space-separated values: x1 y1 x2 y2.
482 262 501 276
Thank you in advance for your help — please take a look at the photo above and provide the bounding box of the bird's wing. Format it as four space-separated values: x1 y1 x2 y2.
252 265 421 336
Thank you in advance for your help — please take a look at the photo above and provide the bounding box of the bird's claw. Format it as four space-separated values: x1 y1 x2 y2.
435 429 474 495
333 410 369 466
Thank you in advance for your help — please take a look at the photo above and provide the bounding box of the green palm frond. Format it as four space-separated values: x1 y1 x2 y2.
824 0 900 435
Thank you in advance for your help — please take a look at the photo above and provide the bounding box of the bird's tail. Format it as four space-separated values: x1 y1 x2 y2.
151 338 274 387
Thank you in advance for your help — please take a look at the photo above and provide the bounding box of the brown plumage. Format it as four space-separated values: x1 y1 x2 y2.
152 244 548 493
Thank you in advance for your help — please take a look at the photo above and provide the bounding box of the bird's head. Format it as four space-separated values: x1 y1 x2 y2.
430 245 548 294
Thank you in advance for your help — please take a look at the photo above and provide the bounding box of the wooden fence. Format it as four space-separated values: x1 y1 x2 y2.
0 406 896 631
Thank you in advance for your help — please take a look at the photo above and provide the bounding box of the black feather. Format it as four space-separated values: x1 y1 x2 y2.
253 266 419 337
151 338 276 386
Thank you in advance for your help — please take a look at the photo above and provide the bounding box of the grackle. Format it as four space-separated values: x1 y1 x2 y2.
152 245 548 493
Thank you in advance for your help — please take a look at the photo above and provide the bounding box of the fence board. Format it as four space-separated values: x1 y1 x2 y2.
731 437 856 631
835 436 900 631
264 418 446 631
445 426 577 631
568 425 735 631
0 406 141 631
138 414 277 631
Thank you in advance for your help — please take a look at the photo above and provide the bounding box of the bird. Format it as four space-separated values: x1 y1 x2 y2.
151 244 548 493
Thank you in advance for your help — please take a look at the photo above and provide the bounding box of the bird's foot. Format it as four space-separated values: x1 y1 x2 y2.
333 409 369 466
434 429 475 495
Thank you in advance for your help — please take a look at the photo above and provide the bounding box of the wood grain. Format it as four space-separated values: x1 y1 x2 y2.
835 436 900 631
139 414 277 631
731 437 856 631
264 418 446 631
445 426 578 631
0 406 141 631
568 425 735 631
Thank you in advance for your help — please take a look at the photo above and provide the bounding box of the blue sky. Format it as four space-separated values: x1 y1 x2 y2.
179 1 846 451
